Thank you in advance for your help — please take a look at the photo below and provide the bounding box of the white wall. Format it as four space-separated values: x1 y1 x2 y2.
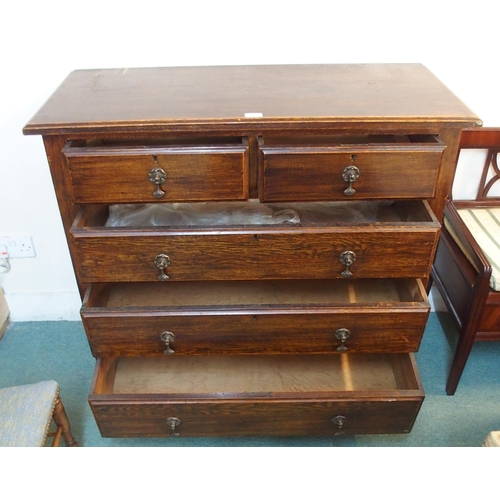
1 0 499 320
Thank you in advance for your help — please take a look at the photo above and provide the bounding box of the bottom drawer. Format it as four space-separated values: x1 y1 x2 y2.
89 353 424 437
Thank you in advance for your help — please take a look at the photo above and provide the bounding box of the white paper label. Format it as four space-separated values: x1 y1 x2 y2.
244 112 263 118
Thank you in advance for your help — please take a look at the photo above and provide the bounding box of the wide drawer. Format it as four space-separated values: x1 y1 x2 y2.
82 279 430 357
89 353 424 437
63 137 249 203
71 200 440 282
258 134 445 202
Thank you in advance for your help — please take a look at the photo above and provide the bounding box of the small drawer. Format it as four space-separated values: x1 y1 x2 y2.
82 279 430 357
63 137 249 203
258 134 445 202
71 200 440 282
89 354 424 437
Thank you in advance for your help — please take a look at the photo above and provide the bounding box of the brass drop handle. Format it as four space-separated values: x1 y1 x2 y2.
339 250 356 278
342 165 360 196
155 254 170 281
334 328 351 352
166 417 181 436
149 166 167 198
332 415 347 434
160 331 175 355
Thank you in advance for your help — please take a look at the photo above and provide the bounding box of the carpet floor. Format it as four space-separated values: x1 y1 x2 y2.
1 312 499 447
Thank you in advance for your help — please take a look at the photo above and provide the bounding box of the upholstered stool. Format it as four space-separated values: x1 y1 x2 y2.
0 380 77 447
483 431 500 447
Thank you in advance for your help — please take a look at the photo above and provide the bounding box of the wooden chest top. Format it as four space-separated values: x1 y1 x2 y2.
23 64 480 135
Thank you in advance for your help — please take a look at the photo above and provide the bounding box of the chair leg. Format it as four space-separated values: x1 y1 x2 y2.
446 324 477 395
446 261 491 395
50 425 64 447
425 273 434 295
52 396 78 447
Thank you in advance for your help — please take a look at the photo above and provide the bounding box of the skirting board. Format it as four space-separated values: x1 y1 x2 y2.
0 287 9 338
2 286 446 322
5 291 81 321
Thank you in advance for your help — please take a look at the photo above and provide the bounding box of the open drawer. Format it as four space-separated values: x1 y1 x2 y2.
82 278 430 357
63 137 249 203
89 353 424 437
71 200 440 282
258 134 445 202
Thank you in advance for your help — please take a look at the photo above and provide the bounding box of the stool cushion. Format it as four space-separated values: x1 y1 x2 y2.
445 207 500 292
484 431 500 447
0 380 59 447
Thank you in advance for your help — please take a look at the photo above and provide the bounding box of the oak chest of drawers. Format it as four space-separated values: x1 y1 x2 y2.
24 64 480 438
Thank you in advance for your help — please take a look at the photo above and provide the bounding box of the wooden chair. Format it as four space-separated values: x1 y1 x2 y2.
430 128 500 395
0 380 78 447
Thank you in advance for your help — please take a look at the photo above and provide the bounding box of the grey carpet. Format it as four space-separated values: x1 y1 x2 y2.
1 313 499 446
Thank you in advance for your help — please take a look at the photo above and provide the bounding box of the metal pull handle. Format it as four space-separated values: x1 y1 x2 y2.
149 166 167 198
155 254 170 281
339 250 356 278
160 331 175 355
332 415 347 434
166 417 181 436
342 165 360 196
334 328 351 352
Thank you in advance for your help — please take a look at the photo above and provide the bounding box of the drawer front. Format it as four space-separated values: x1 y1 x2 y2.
89 354 424 438
82 280 430 357
72 228 439 282
259 138 444 202
90 399 423 438
64 140 249 203
83 311 428 357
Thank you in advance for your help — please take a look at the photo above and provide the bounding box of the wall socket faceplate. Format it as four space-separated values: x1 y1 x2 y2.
0 237 36 258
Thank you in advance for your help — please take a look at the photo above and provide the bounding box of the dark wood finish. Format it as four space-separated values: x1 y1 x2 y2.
24 64 481 436
431 128 500 395
24 65 480 223
89 354 424 437
72 228 439 282
64 139 249 203
259 135 444 202
42 136 86 297
23 65 479 136
71 201 440 282
91 399 424 437
81 279 430 357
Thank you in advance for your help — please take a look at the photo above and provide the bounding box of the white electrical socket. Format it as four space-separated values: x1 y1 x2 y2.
0 237 36 258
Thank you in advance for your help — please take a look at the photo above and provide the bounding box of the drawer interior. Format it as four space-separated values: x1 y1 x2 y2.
74 200 438 229
84 278 428 309
93 353 421 396
65 136 247 150
259 134 442 147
